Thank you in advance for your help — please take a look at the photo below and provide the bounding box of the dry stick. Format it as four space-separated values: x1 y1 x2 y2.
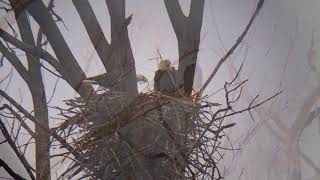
199 0 264 96
0 118 35 180
0 28 64 75
0 90 97 175
187 90 282 158
0 104 36 138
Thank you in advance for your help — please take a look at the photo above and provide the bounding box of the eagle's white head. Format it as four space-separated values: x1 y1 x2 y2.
158 59 171 70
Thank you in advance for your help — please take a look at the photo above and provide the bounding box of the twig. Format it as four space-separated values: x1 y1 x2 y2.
0 89 101 177
0 118 35 180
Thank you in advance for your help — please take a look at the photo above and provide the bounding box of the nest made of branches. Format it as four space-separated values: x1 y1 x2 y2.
53 89 238 179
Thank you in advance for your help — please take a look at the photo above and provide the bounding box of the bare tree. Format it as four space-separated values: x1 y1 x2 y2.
0 0 273 179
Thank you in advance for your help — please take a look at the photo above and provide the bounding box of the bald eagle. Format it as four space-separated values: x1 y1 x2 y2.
154 60 177 94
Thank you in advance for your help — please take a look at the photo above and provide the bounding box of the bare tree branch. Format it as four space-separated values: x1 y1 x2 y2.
72 0 111 68
189 0 205 34
0 41 30 83
0 89 98 176
199 0 265 95
163 0 188 39
0 118 35 180
26 0 94 97
5 0 34 17
0 104 35 138
104 0 138 98
0 28 63 75
0 158 26 180
163 0 205 96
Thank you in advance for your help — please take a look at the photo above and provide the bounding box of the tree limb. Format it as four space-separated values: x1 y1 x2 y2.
0 104 36 138
163 0 188 39
0 28 63 75
0 118 35 180
189 0 205 34
72 0 111 68
199 0 265 96
0 158 26 180
0 41 30 83
0 89 97 175
164 0 205 96
103 0 138 98
26 0 94 97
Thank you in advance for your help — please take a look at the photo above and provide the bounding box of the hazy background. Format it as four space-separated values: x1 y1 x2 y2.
1 0 320 179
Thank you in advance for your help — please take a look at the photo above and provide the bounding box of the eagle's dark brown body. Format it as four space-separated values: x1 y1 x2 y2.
154 60 175 94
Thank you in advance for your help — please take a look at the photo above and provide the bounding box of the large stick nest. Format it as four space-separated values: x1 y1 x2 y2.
54 89 238 179
52 66 283 180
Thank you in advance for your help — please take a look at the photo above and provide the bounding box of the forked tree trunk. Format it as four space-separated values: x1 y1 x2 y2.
73 0 138 99
164 0 204 96
72 0 204 179
107 0 205 177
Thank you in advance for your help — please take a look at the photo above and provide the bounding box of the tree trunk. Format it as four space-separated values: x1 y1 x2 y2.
29 86 51 180
74 0 138 99
10 5 51 179
164 0 205 96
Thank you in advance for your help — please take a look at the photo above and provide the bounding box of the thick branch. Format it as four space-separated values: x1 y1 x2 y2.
26 0 94 97
0 28 63 75
105 0 126 42
72 0 111 68
103 0 138 98
164 0 205 96
189 0 205 34
0 158 26 180
10 1 40 77
163 0 188 39
6 0 34 17
0 41 30 83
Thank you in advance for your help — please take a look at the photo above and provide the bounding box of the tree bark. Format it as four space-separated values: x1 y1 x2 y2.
9 3 51 179
164 0 205 96
0 158 26 180
25 0 94 98
73 0 138 99
105 0 138 98
72 0 110 78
